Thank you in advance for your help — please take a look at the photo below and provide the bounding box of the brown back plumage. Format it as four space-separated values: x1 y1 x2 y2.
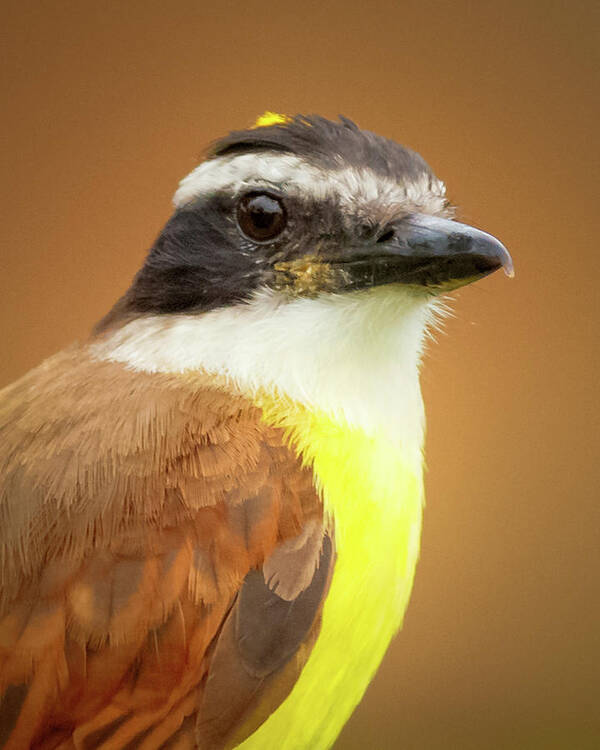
0 348 332 749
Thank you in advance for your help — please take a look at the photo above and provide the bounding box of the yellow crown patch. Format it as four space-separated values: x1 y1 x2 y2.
252 111 291 128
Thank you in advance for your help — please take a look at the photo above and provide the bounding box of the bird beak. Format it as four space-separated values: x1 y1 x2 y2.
330 213 514 293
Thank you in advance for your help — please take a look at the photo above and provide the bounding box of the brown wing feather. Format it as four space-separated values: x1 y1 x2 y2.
0 348 330 749
196 534 333 750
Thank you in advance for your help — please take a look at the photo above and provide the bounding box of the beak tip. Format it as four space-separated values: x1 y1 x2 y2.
500 248 515 279
503 258 515 278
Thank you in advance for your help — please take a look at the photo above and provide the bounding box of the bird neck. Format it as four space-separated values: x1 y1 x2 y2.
91 285 437 464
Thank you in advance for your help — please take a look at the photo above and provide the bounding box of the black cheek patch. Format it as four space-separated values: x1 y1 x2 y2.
121 205 270 315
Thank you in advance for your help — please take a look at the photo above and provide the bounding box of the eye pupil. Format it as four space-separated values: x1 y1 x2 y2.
237 192 286 242
250 204 274 229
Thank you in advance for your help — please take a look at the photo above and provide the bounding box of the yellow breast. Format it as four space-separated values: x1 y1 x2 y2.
239 397 425 750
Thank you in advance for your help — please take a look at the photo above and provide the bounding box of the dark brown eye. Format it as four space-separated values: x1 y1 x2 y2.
236 192 287 242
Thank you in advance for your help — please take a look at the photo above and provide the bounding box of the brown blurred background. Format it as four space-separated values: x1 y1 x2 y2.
2 1 599 747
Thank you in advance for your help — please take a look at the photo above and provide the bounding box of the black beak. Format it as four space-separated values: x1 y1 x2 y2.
331 213 513 292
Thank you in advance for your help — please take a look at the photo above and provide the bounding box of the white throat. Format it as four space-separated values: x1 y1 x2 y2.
91 287 440 457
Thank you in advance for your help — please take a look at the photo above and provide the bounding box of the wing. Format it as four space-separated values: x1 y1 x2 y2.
0 349 333 749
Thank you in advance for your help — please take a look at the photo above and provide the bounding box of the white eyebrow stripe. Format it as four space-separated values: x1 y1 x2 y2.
173 152 447 213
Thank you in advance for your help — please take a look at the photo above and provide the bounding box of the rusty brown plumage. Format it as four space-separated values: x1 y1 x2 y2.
0 348 332 749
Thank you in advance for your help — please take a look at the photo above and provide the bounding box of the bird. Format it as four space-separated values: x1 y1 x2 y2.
0 112 512 750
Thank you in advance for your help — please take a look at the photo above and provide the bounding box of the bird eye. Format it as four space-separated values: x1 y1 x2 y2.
236 192 287 242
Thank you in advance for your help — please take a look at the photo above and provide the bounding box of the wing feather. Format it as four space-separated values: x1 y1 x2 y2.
0 349 332 748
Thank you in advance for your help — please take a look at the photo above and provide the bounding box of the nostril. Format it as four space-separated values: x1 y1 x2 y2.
376 228 395 244
359 222 376 240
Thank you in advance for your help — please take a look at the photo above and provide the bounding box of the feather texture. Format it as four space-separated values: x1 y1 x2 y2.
0 349 330 748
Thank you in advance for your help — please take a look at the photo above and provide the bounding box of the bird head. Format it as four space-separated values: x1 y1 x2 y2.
99 114 512 325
